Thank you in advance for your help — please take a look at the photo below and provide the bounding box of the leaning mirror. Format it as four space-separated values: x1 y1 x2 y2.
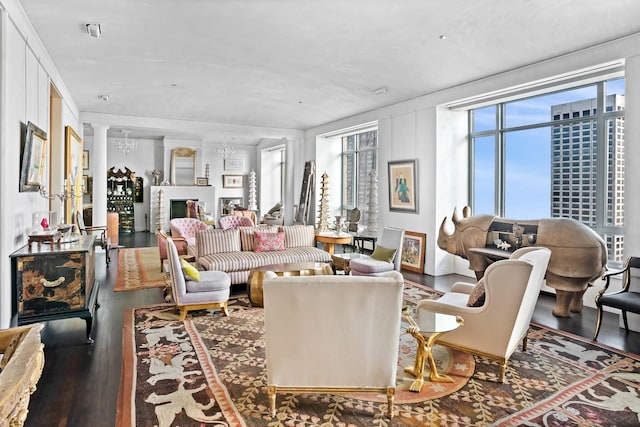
170 147 197 185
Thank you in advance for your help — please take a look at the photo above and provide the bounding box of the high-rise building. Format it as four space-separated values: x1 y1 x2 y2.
550 95 625 262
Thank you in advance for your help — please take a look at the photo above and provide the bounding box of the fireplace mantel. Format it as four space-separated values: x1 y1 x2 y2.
150 185 216 233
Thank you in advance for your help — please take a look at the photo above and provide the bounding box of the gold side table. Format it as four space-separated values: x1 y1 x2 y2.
315 233 352 255
404 309 463 392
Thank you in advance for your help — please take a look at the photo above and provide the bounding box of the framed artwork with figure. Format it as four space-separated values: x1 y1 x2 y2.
388 159 418 213
401 231 426 273
20 121 48 192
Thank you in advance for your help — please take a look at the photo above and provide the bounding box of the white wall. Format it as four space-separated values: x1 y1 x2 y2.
0 0 81 328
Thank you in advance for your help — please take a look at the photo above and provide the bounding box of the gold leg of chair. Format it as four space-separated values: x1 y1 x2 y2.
221 301 229 317
179 308 187 321
386 387 395 418
593 304 604 340
267 386 277 416
499 362 507 383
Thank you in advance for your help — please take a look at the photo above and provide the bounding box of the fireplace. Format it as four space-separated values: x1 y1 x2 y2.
150 186 216 233
170 199 198 219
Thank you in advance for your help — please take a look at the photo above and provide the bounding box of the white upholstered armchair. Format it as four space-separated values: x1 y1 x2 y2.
262 270 404 418
349 227 405 276
415 247 551 382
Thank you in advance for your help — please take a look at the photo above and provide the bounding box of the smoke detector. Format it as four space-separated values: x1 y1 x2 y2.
86 24 102 38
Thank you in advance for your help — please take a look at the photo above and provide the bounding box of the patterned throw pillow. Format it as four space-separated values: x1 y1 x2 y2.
239 226 278 251
254 231 286 252
467 278 486 307
180 258 200 282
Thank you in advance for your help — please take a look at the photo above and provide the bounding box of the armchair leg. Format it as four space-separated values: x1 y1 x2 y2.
622 310 629 333
386 387 395 419
267 386 277 416
593 304 604 340
499 362 507 383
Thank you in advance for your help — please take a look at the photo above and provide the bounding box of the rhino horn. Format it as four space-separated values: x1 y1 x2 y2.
462 206 471 218
439 216 453 238
452 207 461 225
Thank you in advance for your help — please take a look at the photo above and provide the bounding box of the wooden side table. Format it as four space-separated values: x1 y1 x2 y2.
315 233 352 255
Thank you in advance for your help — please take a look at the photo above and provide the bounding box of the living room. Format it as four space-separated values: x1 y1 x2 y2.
1 1 640 426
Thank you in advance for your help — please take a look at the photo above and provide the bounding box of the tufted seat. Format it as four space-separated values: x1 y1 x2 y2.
218 215 254 230
169 217 209 247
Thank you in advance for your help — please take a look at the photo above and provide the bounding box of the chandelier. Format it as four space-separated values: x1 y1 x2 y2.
216 139 235 158
115 130 137 155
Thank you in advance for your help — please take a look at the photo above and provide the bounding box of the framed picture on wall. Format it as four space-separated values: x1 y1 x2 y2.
223 174 244 188
82 150 89 169
224 158 243 171
401 231 426 273
20 121 48 192
388 159 418 213
64 126 83 223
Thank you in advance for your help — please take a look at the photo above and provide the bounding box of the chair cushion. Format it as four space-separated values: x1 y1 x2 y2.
350 257 394 274
467 278 486 307
254 231 286 252
181 258 200 282
598 291 640 312
370 246 397 263
185 270 231 293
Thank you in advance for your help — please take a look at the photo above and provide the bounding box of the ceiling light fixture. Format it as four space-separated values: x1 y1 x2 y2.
438 34 447 40
99 94 110 101
114 130 137 155
216 138 236 158
86 23 102 38
373 86 389 95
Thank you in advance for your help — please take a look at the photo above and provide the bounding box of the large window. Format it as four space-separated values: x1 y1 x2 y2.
342 129 377 224
470 78 625 262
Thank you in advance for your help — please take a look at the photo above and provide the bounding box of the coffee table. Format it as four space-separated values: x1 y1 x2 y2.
404 309 464 392
247 262 334 307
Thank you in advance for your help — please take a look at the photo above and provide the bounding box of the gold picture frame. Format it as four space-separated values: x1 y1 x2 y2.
20 122 48 192
401 231 426 273
65 126 83 223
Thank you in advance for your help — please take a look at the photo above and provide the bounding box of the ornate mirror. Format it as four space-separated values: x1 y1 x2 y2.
170 147 197 185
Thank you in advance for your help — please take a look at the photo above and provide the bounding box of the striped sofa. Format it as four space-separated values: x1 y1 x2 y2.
195 225 332 285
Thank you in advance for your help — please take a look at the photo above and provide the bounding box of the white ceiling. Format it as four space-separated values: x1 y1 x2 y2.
18 0 640 143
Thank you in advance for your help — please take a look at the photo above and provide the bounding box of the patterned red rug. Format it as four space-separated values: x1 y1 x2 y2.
114 247 166 291
117 280 640 426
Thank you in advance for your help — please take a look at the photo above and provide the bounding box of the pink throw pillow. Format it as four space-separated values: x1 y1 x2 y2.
254 231 286 252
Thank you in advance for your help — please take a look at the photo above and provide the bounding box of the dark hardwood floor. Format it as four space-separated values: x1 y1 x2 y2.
24 232 640 427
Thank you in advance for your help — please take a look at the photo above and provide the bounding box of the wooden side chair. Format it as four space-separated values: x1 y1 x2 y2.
594 256 640 340
74 211 111 266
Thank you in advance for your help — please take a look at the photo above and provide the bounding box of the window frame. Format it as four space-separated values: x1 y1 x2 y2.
469 78 624 262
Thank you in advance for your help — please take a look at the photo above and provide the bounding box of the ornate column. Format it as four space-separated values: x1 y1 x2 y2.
363 169 379 235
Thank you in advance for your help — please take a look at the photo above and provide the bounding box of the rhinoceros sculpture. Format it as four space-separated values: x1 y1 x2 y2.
437 206 608 317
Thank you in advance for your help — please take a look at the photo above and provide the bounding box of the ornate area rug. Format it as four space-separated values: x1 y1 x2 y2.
114 247 166 291
117 280 640 426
